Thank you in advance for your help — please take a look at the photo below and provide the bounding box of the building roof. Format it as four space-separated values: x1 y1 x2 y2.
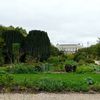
57 43 80 46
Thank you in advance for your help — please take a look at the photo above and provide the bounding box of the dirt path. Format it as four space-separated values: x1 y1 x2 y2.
0 93 100 100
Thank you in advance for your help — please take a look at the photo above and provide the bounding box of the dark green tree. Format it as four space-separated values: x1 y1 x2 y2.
2 30 24 63
25 30 51 62
50 45 60 56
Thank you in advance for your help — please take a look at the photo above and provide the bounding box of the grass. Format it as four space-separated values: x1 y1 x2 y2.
13 73 100 82
8 73 100 92
0 64 100 92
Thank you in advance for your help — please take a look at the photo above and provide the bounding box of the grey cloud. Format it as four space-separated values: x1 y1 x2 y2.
0 0 100 46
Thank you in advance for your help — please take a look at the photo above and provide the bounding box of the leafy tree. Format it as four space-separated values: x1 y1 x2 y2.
12 43 20 63
74 42 100 62
25 30 51 62
2 30 24 63
15 27 27 37
50 45 60 56
0 37 4 65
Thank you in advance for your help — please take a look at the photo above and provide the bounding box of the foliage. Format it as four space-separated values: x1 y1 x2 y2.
25 30 51 62
33 78 88 92
76 65 95 73
0 74 14 87
88 64 100 72
64 60 77 66
2 30 24 63
0 73 99 92
6 63 44 74
12 43 20 63
64 60 77 72
78 59 86 65
66 54 75 60
90 82 100 92
15 27 27 37
0 67 7 74
50 45 60 56
0 26 51 64
0 48 4 66
74 43 100 62
47 56 59 64
85 77 95 85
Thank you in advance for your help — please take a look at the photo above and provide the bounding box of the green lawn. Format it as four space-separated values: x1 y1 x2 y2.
0 73 100 92
10 73 100 92
13 73 100 82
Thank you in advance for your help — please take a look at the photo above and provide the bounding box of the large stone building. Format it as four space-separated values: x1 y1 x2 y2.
56 43 83 54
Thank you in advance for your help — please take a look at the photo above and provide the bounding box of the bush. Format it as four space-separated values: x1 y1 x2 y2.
78 59 86 65
47 56 59 64
7 63 43 74
35 78 65 92
66 54 75 60
89 64 100 72
85 77 95 85
33 78 88 92
76 65 95 74
65 60 77 66
64 60 77 72
0 67 8 74
65 65 76 72
34 66 43 72
85 58 95 64
50 64 65 72
0 74 14 87
90 82 100 92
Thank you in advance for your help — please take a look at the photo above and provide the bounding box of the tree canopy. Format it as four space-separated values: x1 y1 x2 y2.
0 26 51 64
25 30 51 61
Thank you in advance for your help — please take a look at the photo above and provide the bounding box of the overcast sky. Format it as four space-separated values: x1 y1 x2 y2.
0 0 100 46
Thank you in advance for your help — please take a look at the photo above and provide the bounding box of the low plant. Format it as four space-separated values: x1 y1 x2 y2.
64 60 77 66
47 56 59 64
7 63 43 74
85 77 95 85
0 74 14 88
90 82 100 92
76 65 95 73
64 60 77 72
32 78 88 92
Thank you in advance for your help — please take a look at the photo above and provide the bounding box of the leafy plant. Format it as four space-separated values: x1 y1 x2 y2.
85 77 95 85
76 65 94 73
0 74 14 87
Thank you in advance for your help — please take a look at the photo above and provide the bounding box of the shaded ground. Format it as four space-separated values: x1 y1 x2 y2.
0 93 100 100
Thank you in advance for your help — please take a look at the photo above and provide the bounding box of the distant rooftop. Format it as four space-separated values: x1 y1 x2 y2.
56 43 81 46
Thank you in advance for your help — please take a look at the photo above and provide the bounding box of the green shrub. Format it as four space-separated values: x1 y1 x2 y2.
0 67 8 74
85 77 95 85
76 65 94 73
66 54 75 60
64 60 77 66
0 74 14 87
47 56 59 64
50 64 65 72
34 78 64 92
85 58 95 64
64 60 77 72
90 82 100 92
89 64 100 72
7 63 43 74
33 78 88 92
34 66 43 72
78 59 86 65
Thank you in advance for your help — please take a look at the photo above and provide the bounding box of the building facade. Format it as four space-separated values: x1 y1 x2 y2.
56 43 83 54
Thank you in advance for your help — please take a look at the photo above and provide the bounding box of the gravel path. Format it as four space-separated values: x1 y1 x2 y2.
0 93 100 100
